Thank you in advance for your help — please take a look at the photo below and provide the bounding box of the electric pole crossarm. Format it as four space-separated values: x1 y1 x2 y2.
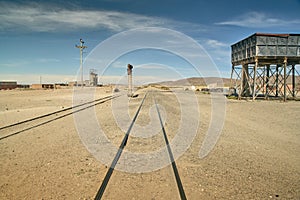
76 45 88 49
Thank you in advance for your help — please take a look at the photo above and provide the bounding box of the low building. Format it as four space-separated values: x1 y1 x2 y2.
0 81 17 90
54 83 68 89
17 84 30 89
68 81 78 87
31 84 54 89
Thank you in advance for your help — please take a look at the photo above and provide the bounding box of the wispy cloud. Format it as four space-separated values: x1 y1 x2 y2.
109 61 126 69
1 61 30 68
205 39 227 48
194 38 231 70
136 64 166 69
1 58 60 68
36 58 61 63
216 12 300 28
0 2 164 33
0 2 204 33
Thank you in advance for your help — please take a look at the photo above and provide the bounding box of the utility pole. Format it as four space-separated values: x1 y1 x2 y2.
76 39 87 87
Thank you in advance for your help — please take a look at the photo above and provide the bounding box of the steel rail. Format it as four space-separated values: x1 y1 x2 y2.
94 93 147 200
154 95 187 200
0 95 122 140
0 95 115 131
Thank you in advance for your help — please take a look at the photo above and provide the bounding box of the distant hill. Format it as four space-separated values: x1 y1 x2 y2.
150 77 232 87
149 75 300 88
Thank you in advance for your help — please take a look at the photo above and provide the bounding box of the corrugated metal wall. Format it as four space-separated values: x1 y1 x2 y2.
231 34 300 63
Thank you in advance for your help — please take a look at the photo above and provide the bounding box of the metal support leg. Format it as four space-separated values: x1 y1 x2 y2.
283 58 287 102
243 64 250 96
276 65 279 97
266 65 270 99
252 58 258 101
230 65 234 89
238 65 244 100
292 64 295 98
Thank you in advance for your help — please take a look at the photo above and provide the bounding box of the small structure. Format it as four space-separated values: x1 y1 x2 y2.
0 81 17 90
84 80 90 86
17 84 30 89
68 81 78 87
89 69 98 86
230 33 300 100
31 84 54 89
127 64 133 97
54 83 68 89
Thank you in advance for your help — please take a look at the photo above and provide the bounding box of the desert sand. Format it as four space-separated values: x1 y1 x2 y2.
0 87 299 199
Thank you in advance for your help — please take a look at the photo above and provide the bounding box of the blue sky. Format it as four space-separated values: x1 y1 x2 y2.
0 0 300 84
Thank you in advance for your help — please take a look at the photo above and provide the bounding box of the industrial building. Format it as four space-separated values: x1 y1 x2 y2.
89 69 98 86
230 33 300 100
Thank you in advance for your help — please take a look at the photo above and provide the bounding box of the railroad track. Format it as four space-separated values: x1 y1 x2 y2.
94 91 187 200
0 94 121 140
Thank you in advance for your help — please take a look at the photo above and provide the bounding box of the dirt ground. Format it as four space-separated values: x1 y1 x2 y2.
0 87 299 200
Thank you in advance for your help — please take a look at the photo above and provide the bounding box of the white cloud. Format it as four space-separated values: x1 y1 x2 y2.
1 58 60 68
0 2 205 33
36 58 61 63
108 61 125 69
205 39 227 48
216 12 300 28
1 61 30 68
192 39 231 72
136 64 166 69
0 2 165 33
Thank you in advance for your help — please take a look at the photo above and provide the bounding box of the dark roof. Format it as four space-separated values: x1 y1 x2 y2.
254 33 290 37
231 33 300 46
